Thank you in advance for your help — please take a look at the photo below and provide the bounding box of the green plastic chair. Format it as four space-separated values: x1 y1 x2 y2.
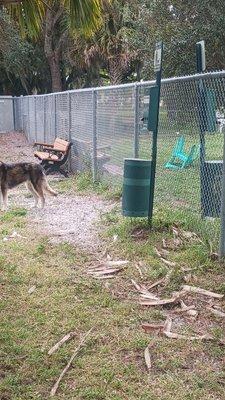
164 136 200 170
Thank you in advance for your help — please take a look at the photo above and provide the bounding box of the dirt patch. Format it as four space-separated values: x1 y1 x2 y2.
0 131 35 163
1 132 114 252
31 194 113 251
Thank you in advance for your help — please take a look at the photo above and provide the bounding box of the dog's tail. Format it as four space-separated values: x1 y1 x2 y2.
42 177 58 196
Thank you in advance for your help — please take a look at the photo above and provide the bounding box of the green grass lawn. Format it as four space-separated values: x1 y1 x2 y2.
98 126 223 247
1 176 225 399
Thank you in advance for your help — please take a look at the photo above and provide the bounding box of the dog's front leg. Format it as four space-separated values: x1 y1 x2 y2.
1 187 8 211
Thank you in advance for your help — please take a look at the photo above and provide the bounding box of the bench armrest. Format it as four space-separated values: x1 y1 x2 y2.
97 145 111 151
34 142 54 148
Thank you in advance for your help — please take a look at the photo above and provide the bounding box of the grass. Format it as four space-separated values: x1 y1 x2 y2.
1 179 225 399
91 125 223 246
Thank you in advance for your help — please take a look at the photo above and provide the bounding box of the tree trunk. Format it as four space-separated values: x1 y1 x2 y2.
48 55 62 92
108 57 124 85
44 7 66 93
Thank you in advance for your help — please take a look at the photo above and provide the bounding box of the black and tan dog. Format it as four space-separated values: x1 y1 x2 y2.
0 161 57 211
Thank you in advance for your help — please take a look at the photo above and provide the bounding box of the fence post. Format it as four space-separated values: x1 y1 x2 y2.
43 96 46 142
20 95 24 131
54 94 57 139
134 84 139 158
12 97 16 131
34 96 37 142
92 89 98 182
68 92 72 172
219 132 225 258
27 96 30 142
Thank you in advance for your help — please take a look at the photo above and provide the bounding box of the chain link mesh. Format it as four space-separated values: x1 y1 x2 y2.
70 90 93 172
14 71 225 248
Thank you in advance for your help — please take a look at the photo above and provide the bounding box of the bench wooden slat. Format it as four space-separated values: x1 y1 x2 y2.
34 137 72 177
54 138 69 152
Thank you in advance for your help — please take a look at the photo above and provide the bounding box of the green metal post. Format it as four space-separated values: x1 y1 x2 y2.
148 41 163 226
196 41 207 218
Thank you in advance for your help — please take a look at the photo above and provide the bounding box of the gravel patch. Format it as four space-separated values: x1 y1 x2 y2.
7 178 113 252
1 132 114 252
31 194 113 251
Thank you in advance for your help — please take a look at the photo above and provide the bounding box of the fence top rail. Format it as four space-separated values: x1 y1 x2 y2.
0 96 13 99
13 69 225 99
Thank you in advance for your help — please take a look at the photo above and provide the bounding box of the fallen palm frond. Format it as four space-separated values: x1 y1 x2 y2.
182 285 224 299
48 331 77 356
144 346 152 371
206 306 225 318
50 328 93 397
87 260 128 279
140 297 180 307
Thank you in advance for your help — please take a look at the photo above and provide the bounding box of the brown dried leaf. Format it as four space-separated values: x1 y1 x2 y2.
141 323 165 333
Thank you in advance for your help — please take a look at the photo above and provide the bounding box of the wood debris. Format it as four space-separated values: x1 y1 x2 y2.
50 328 93 397
144 346 152 371
182 285 224 299
160 258 176 267
181 230 198 240
28 285 36 295
131 279 159 300
135 262 144 278
87 260 128 279
163 316 172 333
180 300 198 318
163 331 213 341
140 293 159 300
141 322 165 334
206 306 225 318
154 247 169 259
147 276 168 290
48 331 76 355
140 296 179 307
154 247 176 267
3 230 27 241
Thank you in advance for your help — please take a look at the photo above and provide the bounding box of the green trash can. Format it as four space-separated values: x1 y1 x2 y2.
122 158 151 217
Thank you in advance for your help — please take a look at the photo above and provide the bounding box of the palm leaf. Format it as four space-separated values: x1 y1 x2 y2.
1 0 45 37
65 0 103 33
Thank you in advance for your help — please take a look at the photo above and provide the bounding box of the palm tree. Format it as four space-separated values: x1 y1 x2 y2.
0 0 104 91
84 0 136 85
0 1 103 34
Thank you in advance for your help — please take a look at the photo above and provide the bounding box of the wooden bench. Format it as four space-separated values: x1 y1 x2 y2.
72 139 111 172
34 138 72 177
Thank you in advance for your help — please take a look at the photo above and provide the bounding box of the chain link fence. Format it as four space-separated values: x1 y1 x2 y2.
12 71 225 250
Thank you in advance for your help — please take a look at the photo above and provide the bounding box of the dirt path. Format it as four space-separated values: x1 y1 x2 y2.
1 132 113 251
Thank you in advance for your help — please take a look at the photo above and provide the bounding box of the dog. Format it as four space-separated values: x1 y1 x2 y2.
0 161 57 210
